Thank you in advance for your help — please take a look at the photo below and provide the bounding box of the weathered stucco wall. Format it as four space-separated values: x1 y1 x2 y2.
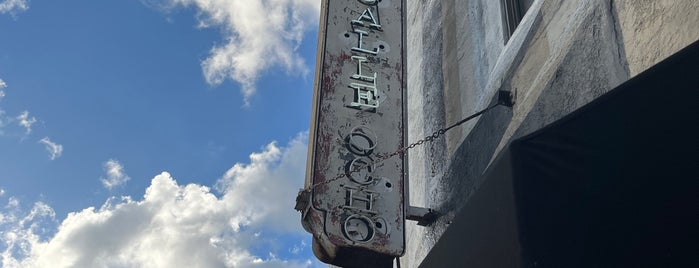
615 0 699 76
404 0 445 265
402 0 698 267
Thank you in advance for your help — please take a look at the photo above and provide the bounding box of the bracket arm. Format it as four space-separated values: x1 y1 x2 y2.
406 206 438 226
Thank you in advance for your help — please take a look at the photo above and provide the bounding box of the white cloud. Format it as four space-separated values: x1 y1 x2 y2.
16 111 36 134
0 110 8 135
0 0 29 14
216 132 309 233
290 240 307 254
0 80 9 135
148 0 320 104
6 197 19 208
2 133 314 267
38 137 63 160
0 199 57 267
100 159 131 190
0 78 6 101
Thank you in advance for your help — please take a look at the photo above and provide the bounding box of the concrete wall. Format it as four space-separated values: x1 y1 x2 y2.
402 0 698 267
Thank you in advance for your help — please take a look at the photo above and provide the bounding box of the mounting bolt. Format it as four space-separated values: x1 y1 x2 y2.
498 90 516 107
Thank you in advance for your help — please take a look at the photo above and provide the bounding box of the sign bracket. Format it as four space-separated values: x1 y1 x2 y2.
406 206 438 226
401 90 515 227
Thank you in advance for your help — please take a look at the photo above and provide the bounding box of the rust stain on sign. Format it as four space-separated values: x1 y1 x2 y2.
301 0 407 266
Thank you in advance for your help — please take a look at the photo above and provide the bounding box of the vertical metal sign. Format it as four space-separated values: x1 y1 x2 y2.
301 0 406 266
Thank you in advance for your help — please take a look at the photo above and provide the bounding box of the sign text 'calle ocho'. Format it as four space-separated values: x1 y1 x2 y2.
300 0 407 266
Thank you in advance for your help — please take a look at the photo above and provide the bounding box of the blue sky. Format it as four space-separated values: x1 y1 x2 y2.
0 0 321 267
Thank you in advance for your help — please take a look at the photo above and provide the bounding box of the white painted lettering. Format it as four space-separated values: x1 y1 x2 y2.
342 186 378 214
343 214 375 242
352 8 381 30
350 81 379 109
351 29 379 55
351 56 377 82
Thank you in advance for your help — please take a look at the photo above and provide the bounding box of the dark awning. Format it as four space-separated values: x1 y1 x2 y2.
420 40 698 267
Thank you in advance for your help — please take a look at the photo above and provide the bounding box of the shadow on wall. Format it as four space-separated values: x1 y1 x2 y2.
513 0 630 138
423 0 632 241
428 91 513 227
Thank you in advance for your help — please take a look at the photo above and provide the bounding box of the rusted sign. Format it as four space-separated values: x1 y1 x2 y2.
301 0 406 266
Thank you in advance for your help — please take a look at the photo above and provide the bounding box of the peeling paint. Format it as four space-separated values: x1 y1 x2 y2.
302 0 407 266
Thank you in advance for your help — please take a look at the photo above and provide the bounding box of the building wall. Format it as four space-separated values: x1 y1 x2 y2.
403 0 698 266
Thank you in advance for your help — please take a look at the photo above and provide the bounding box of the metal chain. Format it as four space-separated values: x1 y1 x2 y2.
305 102 502 191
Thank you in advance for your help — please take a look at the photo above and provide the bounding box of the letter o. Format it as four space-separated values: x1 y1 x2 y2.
347 126 377 156
343 214 376 242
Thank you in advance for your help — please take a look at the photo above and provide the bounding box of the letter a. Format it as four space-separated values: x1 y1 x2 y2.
352 8 381 30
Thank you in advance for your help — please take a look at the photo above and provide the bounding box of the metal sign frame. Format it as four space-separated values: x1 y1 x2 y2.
301 0 407 266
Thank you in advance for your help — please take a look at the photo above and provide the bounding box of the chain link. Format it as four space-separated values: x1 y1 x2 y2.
305 102 501 191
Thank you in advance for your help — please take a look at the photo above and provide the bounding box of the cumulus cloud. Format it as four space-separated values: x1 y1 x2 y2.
147 0 320 104
0 198 57 267
16 111 36 134
38 137 63 160
100 159 131 190
2 133 314 267
0 0 29 15
216 132 309 233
